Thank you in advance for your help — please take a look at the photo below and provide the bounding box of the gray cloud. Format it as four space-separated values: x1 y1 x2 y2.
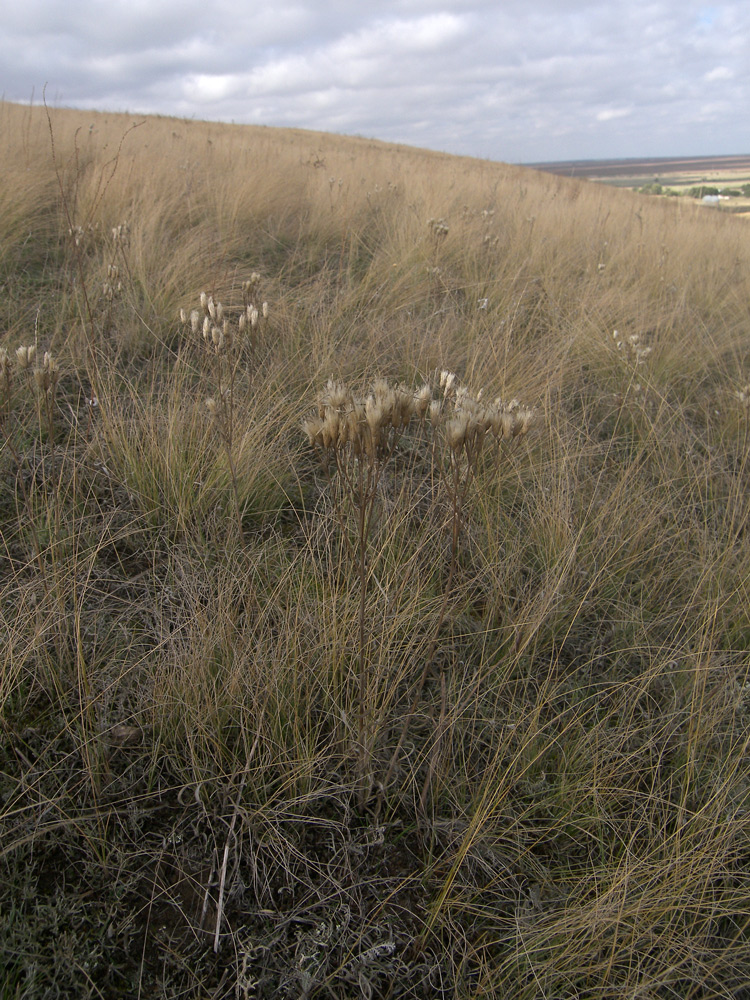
2 1 749 161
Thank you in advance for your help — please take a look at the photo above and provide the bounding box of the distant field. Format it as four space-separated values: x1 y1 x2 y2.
528 154 750 179
529 154 750 213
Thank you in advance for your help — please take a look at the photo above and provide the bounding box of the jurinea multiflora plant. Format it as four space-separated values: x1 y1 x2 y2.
303 371 534 805
0 344 60 437
179 278 269 542
303 370 533 465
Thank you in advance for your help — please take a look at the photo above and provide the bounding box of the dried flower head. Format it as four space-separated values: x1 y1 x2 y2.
16 345 36 370
428 400 443 425
111 223 130 245
414 384 432 419
323 379 352 412
302 414 325 447
440 370 457 397
446 413 469 452
365 394 383 435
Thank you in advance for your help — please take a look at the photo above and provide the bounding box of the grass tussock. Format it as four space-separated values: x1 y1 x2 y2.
2 98 750 997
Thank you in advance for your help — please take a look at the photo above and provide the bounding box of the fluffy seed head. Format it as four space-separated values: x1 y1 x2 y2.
395 385 414 427
372 378 390 402
428 400 442 424
16 345 36 370
517 409 534 436
500 411 515 440
302 414 324 447
321 411 340 450
323 379 352 411
414 384 432 418
347 404 366 453
446 414 469 452
441 371 457 396
365 394 383 435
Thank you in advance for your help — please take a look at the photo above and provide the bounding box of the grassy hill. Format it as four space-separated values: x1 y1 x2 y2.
2 100 750 998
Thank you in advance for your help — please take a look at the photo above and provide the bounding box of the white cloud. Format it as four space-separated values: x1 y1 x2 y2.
704 65 733 81
596 108 633 122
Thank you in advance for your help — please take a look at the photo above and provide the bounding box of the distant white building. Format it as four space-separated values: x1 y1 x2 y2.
702 195 720 206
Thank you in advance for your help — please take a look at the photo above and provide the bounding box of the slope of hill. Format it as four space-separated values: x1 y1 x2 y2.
2 101 750 998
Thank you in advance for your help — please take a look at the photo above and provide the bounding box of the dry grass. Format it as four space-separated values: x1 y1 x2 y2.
2 98 750 998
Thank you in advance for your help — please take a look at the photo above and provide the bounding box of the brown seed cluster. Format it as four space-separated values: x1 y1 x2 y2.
303 372 534 463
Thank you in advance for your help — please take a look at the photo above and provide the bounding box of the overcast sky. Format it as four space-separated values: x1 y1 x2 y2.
2 1 748 163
